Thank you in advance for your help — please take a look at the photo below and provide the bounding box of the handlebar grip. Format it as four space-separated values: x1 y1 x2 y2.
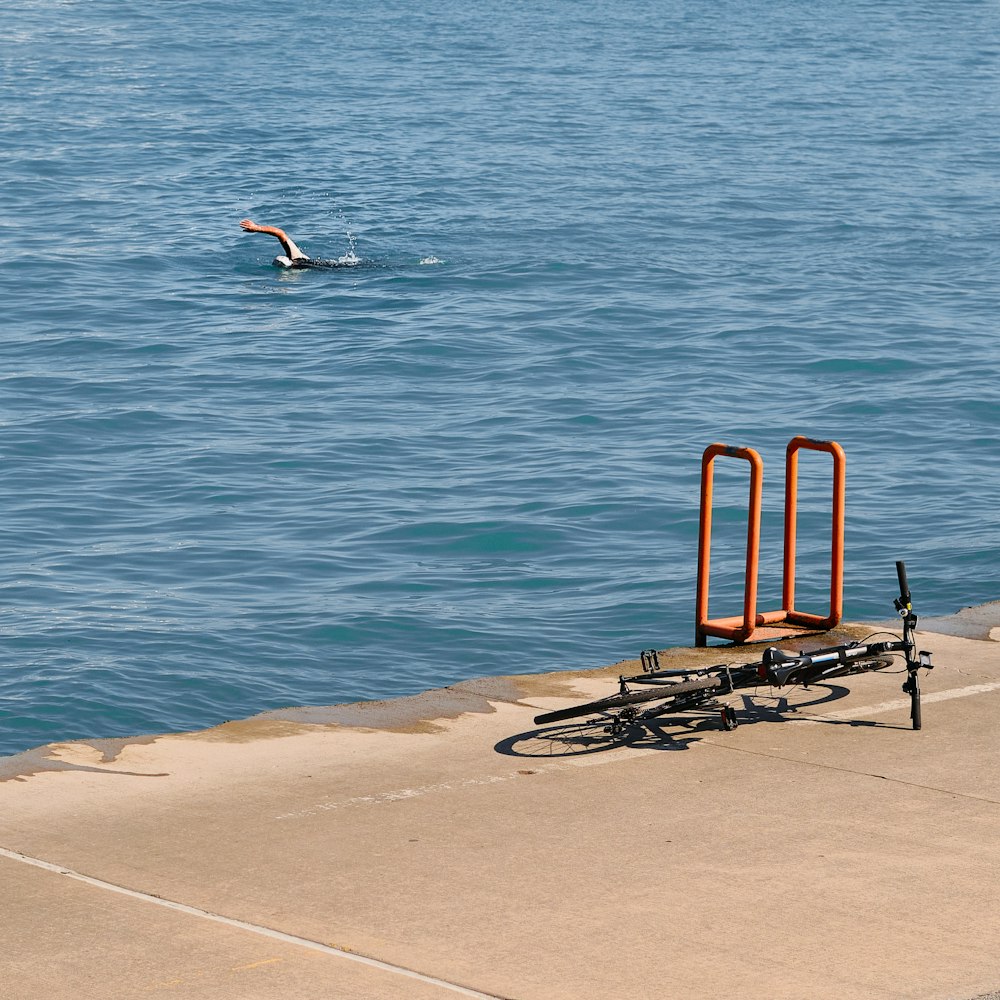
896 560 911 606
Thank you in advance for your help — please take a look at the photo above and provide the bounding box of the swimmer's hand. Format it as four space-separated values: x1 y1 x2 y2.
240 219 262 233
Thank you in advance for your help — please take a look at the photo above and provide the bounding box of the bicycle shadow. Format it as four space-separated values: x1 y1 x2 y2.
494 719 701 759
495 682 909 759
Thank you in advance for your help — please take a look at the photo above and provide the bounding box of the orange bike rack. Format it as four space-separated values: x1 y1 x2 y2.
695 436 845 646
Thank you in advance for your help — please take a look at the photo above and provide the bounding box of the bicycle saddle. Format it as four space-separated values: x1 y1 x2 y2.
762 646 800 665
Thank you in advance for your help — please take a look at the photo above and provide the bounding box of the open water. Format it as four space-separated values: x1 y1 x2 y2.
2 1 999 757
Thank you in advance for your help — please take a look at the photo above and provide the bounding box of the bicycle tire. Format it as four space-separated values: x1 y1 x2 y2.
907 675 923 730
867 656 895 671
786 654 895 686
828 654 896 678
534 676 723 726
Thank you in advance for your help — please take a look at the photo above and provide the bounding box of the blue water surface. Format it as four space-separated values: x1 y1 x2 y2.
2 0 999 756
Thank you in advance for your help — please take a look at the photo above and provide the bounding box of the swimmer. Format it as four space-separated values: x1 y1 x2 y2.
239 218 349 269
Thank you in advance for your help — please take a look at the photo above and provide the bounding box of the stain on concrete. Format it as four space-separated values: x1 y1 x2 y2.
177 719 328 744
0 735 167 783
251 685 506 734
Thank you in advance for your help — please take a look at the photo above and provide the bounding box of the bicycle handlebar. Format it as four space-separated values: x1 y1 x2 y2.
896 560 911 610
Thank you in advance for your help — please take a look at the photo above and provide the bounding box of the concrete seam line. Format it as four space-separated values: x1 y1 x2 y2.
697 741 1000 806
0 846 507 1000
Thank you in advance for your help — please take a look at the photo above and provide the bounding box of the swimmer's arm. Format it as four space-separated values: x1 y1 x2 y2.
239 219 309 260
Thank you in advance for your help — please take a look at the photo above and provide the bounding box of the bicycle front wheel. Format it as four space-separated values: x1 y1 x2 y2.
534 676 723 726
810 655 895 682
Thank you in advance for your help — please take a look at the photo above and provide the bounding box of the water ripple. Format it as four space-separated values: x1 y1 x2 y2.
2 0 999 755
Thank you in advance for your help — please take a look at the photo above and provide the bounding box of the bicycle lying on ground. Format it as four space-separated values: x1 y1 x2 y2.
534 562 934 735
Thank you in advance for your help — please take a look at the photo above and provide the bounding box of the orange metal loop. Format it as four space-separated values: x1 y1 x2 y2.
695 444 763 645
782 436 845 630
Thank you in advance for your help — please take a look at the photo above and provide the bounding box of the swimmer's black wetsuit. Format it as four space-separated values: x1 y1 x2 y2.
291 258 347 269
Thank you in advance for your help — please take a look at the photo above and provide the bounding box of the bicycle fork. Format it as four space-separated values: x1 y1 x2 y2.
902 669 922 731
895 561 933 731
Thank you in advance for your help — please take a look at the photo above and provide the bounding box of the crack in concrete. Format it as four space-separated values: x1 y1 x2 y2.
699 740 1000 807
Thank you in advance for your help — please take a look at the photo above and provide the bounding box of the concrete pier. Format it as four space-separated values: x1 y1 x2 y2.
2 612 999 999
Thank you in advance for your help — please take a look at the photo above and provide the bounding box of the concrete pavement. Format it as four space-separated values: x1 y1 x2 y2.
1 613 999 999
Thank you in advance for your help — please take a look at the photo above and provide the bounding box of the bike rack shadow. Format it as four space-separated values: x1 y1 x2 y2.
495 681 911 759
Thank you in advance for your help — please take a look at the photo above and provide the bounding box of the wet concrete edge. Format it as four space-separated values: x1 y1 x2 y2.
2 604 997 782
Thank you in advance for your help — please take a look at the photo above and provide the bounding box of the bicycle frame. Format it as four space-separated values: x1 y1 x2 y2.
535 562 934 733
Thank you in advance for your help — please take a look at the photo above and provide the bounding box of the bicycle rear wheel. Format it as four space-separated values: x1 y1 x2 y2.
534 676 723 726
784 654 895 686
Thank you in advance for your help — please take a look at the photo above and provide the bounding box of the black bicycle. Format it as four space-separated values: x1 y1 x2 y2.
534 562 934 735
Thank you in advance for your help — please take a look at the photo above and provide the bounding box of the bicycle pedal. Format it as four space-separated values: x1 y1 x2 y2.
640 649 660 673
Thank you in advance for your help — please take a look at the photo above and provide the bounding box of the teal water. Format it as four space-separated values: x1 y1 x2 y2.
2 1 999 756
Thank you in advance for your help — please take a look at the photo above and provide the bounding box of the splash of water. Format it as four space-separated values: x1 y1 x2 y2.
337 230 360 266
